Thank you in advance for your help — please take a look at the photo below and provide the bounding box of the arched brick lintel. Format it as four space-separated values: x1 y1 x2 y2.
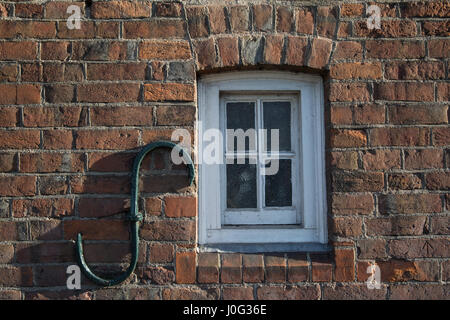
191 35 334 75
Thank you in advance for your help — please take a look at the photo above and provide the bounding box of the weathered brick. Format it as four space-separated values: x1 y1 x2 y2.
330 62 382 79
362 150 401 170
42 130 73 149
143 83 195 102
123 20 185 39
296 8 314 34
366 40 425 59
285 36 309 66
330 83 370 102
389 238 449 258
139 40 191 60
426 171 450 190
257 285 320 300
20 153 84 173
331 194 374 215
91 1 151 19
230 6 249 32
141 220 195 241
176 251 196 284
12 198 74 218
253 4 273 32
370 128 430 146
221 253 242 283
332 171 384 192
243 254 264 283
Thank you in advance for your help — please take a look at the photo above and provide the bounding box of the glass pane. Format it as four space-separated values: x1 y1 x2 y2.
263 101 291 152
226 102 256 153
226 160 257 208
265 159 292 207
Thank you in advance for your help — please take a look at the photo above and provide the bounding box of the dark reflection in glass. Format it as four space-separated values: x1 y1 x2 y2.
263 101 291 152
265 159 292 207
226 102 255 152
226 159 257 208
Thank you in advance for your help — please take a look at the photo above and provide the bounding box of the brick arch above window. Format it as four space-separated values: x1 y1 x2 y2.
191 35 334 73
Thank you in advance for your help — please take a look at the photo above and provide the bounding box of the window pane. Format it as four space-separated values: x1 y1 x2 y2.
265 159 292 207
226 102 256 152
263 101 291 152
227 160 257 208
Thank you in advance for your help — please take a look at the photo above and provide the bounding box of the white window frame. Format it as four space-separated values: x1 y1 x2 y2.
198 71 327 247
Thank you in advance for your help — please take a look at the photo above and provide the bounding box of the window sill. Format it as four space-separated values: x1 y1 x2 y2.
198 242 331 253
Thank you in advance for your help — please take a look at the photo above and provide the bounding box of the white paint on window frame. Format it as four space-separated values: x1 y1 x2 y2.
197 71 327 246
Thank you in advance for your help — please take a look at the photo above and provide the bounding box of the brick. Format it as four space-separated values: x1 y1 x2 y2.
357 239 387 259
86 63 145 81
193 38 217 69
0 3 7 17
331 194 374 215
0 107 18 127
144 197 163 216
385 61 445 80
388 174 422 190
375 83 434 101
30 220 62 240
264 254 286 283
389 105 447 125
91 1 151 18
0 244 14 264
354 19 417 38
277 7 293 32
78 83 140 103
230 6 249 32
0 221 25 241
426 171 450 190
20 153 84 173
90 107 152 126
330 62 382 79
330 129 367 148
253 4 273 32
45 85 75 103
164 197 196 218
390 284 449 300
330 106 352 125
379 194 441 214
296 8 314 34
141 220 195 241
243 254 264 283
64 220 129 241
95 22 119 39
0 153 16 172
401 2 450 17
12 198 74 218
217 37 239 67
334 249 355 282
430 216 449 235
389 238 449 258
197 253 219 283
71 175 129 194
370 128 430 146
333 41 362 60
331 216 363 237
57 21 96 39
186 6 209 38
433 128 449 146
42 130 73 149
123 20 185 39
428 39 450 58
323 284 387 300
16 242 73 264
354 104 385 124
176 251 196 284
15 3 43 18
316 6 337 38
0 267 33 287
139 40 191 60
149 243 174 263
78 197 129 218
437 83 449 101
366 40 425 59
340 3 363 16
287 253 308 282
330 151 358 170
366 216 427 236
362 150 401 170
311 254 333 282
0 42 37 60
139 266 174 285
221 253 242 283
39 176 68 195
330 83 370 102
162 287 219 300
222 287 254 300
308 37 332 69
45 1 85 18
0 130 40 149
285 36 309 66
23 106 82 127
0 21 56 39
405 149 443 169
333 171 384 192
167 61 195 81
241 37 264 65
143 83 195 102
257 285 320 300
154 2 182 17
208 6 227 34
0 64 17 82
0 84 41 105
21 63 41 82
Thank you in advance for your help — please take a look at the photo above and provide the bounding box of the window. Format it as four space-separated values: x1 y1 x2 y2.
198 71 327 251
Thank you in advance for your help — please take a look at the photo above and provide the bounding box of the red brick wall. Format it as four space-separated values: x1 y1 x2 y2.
0 0 448 300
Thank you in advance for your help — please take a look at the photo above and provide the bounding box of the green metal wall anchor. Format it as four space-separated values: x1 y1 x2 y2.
75 141 195 286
